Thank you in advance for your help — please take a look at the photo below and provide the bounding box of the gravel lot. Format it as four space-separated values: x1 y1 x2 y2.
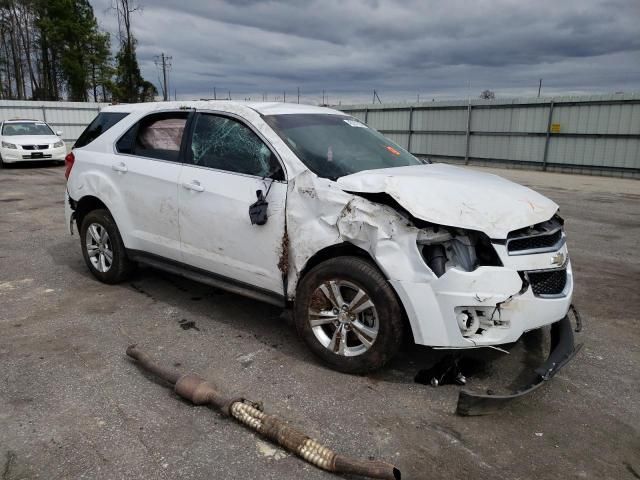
1 162 638 480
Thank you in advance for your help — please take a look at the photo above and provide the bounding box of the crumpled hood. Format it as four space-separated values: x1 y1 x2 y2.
4 135 60 146
336 163 558 239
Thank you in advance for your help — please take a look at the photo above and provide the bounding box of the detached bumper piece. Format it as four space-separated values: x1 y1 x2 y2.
456 311 583 416
126 345 400 480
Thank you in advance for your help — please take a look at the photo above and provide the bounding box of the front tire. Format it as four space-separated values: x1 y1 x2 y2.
294 256 404 374
80 209 133 284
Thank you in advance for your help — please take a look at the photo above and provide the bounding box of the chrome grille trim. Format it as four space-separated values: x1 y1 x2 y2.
507 227 566 256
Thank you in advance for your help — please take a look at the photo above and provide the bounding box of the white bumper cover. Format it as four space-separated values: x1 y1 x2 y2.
1 145 67 163
391 260 573 348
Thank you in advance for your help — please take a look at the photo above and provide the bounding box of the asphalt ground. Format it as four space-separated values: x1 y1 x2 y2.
1 161 638 480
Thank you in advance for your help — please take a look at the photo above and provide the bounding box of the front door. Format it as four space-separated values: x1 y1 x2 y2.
178 112 287 295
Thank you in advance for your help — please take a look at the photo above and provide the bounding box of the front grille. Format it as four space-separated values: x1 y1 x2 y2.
526 268 567 296
508 229 563 253
22 154 52 159
21 145 49 150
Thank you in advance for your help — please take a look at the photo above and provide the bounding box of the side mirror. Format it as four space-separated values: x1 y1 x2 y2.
56 130 63 136
249 189 269 225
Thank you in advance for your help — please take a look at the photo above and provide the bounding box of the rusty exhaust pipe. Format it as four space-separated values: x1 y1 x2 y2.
126 345 400 480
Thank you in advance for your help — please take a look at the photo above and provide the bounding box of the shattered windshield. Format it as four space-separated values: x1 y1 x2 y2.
264 114 426 180
2 122 54 136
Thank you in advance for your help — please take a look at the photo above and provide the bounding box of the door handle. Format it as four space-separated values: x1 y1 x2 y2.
112 162 128 173
182 180 204 192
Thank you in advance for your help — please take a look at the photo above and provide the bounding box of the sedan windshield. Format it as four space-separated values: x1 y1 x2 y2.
2 122 54 136
264 114 426 179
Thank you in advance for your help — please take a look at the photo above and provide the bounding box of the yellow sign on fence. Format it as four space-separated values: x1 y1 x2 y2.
550 123 561 133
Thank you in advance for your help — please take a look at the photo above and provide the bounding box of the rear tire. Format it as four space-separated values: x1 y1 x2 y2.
80 209 133 284
294 256 404 374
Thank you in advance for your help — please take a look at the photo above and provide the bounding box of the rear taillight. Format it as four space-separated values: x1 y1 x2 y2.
64 152 75 180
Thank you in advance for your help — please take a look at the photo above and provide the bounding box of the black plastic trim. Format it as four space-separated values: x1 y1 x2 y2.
126 249 285 307
456 314 582 416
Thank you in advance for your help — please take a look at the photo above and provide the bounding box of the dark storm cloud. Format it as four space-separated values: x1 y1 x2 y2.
92 0 640 102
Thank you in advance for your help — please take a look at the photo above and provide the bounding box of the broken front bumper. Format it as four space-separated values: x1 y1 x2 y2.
456 312 582 416
390 261 573 348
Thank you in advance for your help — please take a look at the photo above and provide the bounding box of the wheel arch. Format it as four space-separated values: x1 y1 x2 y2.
74 195 110 230
294 242 414 346
297 242 372 282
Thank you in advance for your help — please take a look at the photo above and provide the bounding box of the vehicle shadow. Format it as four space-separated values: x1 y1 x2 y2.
123 265 549 392
47 239 550 392
1 160 63 170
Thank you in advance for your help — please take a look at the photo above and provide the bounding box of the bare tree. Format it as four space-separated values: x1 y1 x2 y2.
480 90 496 100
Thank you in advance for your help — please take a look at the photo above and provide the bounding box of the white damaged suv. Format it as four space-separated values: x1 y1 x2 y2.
64 101 573 374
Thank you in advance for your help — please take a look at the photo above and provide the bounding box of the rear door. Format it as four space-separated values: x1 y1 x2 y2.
112 111 191 261
178 111 287 296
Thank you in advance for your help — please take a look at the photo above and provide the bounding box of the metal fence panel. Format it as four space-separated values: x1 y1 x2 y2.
340 93 640 178
412 108 466 131
3 98 638 178
412 133 466 158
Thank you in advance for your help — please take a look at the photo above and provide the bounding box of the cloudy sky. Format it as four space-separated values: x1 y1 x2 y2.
91 0 640 104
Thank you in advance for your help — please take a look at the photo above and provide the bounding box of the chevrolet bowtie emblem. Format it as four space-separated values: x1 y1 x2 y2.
551 252 565 267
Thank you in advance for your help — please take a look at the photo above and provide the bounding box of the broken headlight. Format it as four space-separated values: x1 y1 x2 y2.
417 226 501 277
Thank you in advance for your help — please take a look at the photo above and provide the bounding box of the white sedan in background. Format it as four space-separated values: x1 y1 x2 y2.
0 119 67 167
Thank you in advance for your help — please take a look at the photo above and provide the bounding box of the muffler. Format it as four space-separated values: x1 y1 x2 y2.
126 345 400 480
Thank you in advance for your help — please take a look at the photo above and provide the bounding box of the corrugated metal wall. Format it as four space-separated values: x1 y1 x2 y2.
341 93 640 178
2 97 638 178
0 100 108 147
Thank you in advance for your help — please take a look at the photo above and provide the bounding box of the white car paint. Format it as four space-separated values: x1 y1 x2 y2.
0 121 67 164
336 163 559 239
65 101 573 350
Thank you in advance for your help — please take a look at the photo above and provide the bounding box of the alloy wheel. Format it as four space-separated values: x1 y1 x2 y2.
85 223 113 273
308 279 379 357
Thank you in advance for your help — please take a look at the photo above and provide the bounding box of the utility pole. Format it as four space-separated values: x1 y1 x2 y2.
283 90 286 102
154 52 172 101
538 78 543 98
297 86 300 104
228 90 231 100
213 87 217 100
322 89 325 105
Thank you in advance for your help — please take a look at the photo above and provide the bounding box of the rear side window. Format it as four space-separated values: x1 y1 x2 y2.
74 112 129 148
116 112 189 162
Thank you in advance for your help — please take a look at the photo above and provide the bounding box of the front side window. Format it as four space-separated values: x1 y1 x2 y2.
188 113 284 180
264 114 426 180
2 122 54 136
116 112 188 162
